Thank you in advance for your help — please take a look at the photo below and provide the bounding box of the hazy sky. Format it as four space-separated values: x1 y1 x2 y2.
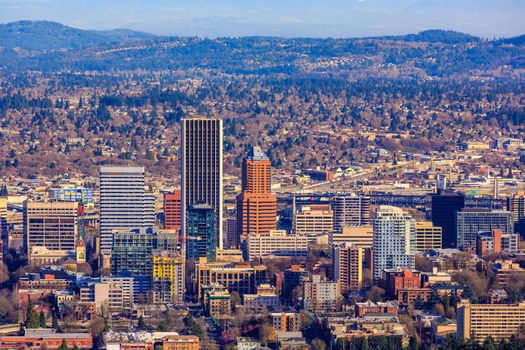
0 0 524 38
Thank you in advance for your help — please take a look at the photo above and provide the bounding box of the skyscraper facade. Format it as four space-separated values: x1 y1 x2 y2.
431 191 465 248
372 206 416 282
236 146 277 238
181 117 223 249
186 204 217 261
164 191 182 232
332 195 371 231
456 209 513 250
99 166 155 255
23 201 79 260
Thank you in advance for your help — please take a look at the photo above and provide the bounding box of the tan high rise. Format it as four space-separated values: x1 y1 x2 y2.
334 243 364 293
23 201 79 259
237 146 277 238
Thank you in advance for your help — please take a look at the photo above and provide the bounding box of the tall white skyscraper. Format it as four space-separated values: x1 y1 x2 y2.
99 166 155 255
181 117 224 250
372 206 416 282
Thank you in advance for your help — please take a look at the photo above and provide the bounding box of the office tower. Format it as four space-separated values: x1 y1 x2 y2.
246 230 308 260
303 275 340 313
99 166 155 255
332 195 371 231
457 301 525 341
111 227 179 300
507 192 524 229
236 146 277 238
186 204 217 261
456 209 513 250
196 260 267 299
334 243 364 293
23 201 79 261
414 221 442 252
164 191 182 232
226 217 238 249
182 117 223 249
294 205 333 236
431 191 465 248
372 206 416 282
153 252 184 304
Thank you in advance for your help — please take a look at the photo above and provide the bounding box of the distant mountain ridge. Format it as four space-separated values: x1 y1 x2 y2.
376 29 480 44
0 20 154 51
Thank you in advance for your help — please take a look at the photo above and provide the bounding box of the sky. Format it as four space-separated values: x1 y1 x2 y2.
0 0 524 38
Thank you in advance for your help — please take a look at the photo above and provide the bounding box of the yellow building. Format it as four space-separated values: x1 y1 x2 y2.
153 252 184 304
457 300 525 341
415 221 442 252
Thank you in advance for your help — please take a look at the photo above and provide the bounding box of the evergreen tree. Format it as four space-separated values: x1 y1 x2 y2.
137 315 146 330
39 310 46 328
58 339 69 350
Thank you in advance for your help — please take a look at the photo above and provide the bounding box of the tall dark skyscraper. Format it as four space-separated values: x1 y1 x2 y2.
431 191 465 248
185 204 217 261
181 117 223 250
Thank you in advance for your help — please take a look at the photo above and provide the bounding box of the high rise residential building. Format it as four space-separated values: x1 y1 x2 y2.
294 204 333 236
507 192 524 224
303 275 340 313
372 206 416 282
334 243 364 293
456 209 513 250
99 166 155 255
164 191 182 232
153 252 184 304
186 204 217 261
414 221 442 252
332 194 371 231
111 227 179 300
181 117 223 249
431 191 465 248
457 301 525 341
236 146 277 238
23 201 79 261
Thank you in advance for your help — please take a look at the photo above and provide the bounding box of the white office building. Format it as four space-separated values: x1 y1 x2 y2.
99 166 155 255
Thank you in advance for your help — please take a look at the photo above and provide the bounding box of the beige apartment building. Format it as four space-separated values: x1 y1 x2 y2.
457 300 525 341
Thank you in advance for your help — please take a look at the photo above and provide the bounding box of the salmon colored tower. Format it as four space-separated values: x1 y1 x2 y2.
164 191 182 232
236 146 277 243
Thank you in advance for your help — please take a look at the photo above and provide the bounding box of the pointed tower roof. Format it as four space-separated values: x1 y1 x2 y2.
247 145 269 162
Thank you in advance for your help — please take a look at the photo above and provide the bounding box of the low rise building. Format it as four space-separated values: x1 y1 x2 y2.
246 230 308 260
457 300 525 341
271 312 302 332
